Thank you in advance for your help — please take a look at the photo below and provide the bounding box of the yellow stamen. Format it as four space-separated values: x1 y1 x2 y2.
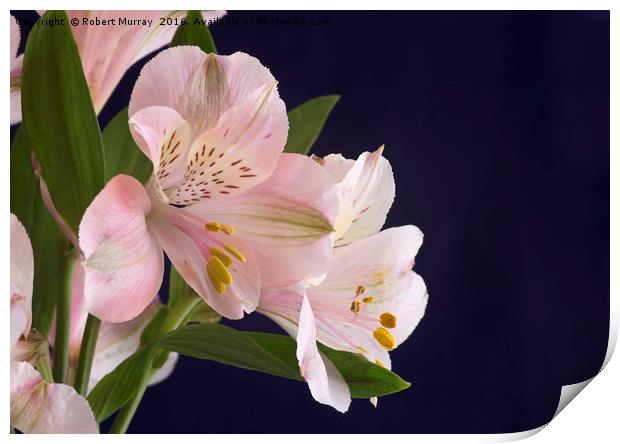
356 345 368 353
210 247 232 268
223 244 247 263
350 300 362 313
205 222 222 232
355 285 366 296
362 296 374 304
207 256 233 285
220 224 235 235
380 312 397 329
373 327 396 351
207 267 226 294
375 359 385 368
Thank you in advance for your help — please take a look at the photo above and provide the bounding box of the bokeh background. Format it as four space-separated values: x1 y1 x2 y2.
12 10 610 433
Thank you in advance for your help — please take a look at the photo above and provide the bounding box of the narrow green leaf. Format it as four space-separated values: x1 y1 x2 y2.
87 345 155 423
250 332 412 398
102 108 152 183
172 10 217 53
284 95 340 155
159 323 300 380
159 324 411 398
21 10 105 234
10 127 68 337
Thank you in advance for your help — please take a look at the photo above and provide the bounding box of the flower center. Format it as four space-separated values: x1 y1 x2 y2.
202 221 247 294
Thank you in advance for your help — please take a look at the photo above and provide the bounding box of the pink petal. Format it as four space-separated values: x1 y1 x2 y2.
149 207 261 319
130 11 226 65
79 175 164 322
259 289 351 412
11 361 98 433
189 153 338 287
297 296 351 412
164 82 288 203
63 10 225 113
11 214 33 345
129 106 192 190
326 147 395 247
10 15 20 62
89 299 177 391
129 48 284 136
309 226 425 362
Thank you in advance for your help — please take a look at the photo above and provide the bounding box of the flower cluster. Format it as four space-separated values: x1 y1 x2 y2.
10 11 427 433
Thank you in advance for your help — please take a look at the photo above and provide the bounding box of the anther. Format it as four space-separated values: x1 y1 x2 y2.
221 224 235 235
355 286 366 296
223 244 246 262
205 222 222 232
362 296 374 304
210 247 232 268
380 312 397 329
373 327 396 351
207 256 233 285
350 300 362 313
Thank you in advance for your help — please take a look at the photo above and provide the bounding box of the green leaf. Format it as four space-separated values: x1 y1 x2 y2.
21 10 105 235
159 324 411 398
172 10 217 53
159 323 300 380
10 127 69 337
102 108 152 183
87 346 155 423
284 95 340 155
250 332 411 398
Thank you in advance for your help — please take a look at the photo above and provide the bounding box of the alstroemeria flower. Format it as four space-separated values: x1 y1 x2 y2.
259 149 427 412
10 15 23 125
11 214 33 351
11 361 98 433
10 214 98 434
80 47 338 323
318 146 395 247
65 10 225 113
10 11 225 123
61 259 178 391
260 227 428 412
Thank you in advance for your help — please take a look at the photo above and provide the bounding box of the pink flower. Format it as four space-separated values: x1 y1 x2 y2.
259 149 428 412
10 15 23 125
79 47 338 323
10 215 98 434
10 214 33 352
66 10 226 113
10 10 225 123
61 259 178 391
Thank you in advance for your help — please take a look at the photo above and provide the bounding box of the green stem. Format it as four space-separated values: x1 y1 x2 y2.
36 353 54 384
52 257 73 383
108 368 151 434
109 293 200 433
73 314 101 395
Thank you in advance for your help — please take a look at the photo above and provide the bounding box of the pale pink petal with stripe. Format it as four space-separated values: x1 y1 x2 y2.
10 361 98 433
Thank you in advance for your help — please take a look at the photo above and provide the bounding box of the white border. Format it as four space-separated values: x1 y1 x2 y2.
3 1 616 442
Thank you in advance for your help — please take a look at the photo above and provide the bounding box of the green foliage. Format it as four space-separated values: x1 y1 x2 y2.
102 108 152 183
87 346 156 423
172 10 217 53
21 10 105 234
10 127 68 337
160 323 411 399
284 95 340 154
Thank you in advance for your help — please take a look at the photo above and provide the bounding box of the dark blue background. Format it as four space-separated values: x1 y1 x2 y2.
12 10 610 433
